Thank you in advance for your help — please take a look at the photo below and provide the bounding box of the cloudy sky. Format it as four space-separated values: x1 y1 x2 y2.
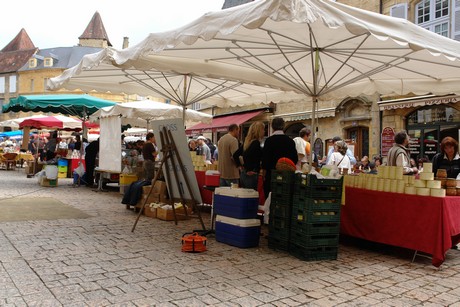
1 0 225 49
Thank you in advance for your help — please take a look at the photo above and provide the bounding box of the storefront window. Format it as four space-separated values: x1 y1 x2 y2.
406 105 460 161
407 105 460 125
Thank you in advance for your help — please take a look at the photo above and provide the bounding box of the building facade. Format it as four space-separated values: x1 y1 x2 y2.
0 12 124 125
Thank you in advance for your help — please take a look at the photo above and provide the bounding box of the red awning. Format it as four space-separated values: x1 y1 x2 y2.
186 110 263 135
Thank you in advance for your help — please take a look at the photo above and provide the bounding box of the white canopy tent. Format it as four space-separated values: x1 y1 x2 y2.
47 43 305 112
89 100 212 128
88 100 212 173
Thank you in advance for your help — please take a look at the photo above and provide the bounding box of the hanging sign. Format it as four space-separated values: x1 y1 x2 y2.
381 127 395 156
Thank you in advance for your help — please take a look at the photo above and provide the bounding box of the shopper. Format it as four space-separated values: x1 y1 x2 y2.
240 121 265 190
261 118 297 199
217 124 240 187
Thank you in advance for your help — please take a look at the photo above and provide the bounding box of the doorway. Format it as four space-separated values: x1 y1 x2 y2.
346 126 369 159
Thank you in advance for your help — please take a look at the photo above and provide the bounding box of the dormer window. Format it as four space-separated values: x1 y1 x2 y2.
44 58 53 67
28 58 37 68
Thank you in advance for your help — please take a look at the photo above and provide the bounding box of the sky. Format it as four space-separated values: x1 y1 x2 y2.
1 0 225 49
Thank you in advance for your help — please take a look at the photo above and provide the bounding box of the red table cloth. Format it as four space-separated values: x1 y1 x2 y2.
341 187 460 267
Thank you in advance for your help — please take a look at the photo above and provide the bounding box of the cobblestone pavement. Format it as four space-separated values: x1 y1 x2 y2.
1 169 460 307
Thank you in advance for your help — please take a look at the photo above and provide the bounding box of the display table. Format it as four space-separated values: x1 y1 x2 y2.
341 187 460 267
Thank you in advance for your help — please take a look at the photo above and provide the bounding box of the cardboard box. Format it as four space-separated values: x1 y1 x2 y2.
136 193 160 208
26 162 43 175
40 176 58 187
157 205 192 221
144 206 157 218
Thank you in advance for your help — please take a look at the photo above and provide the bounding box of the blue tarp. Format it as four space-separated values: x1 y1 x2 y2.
0 130 24 137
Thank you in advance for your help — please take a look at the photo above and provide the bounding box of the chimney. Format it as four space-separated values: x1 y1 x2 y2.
122 37 129 49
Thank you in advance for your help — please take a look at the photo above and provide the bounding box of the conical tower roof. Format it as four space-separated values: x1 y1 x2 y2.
1 28 36 52
79 11 112 47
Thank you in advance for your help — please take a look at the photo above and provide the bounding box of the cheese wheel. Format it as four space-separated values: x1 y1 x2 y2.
426 180 441 189
397 181 405 194
414 180 426 188
419 172 434 181
431 188 446 197
416 188 430 196
405 186 417 195
423 163 433 173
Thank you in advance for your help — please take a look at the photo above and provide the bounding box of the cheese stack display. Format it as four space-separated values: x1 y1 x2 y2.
288 173 343 261
344 163 447 197
214 187 261 248
191 151 207 171
268 170 296 251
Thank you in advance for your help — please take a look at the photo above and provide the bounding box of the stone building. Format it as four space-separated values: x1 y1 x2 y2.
0 12 124 124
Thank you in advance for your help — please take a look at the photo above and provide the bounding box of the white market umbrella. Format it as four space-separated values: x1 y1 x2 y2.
89 100 212 128
47 45 306 113
108 0 460 159
0 114 47 128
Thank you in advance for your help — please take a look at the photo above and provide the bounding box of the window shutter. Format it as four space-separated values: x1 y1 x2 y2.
390 3 408 19
454 0 460 41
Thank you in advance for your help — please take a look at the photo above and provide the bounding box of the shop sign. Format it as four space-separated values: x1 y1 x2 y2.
381 127 395 156
380 96 460 110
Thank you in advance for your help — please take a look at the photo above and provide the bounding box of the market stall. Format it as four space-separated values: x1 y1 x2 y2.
341 188 460 267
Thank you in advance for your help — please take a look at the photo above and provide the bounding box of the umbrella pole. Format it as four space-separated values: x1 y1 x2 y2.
311 97 317 166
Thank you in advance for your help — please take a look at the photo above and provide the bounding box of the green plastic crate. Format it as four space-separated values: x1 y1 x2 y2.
289 243 338 261
271 170 295 184
292 199 341 223
294 174 343 199
290 232 339 247
290 221 340 235
268 236 290 251
270 202 292 219
268 216 290 240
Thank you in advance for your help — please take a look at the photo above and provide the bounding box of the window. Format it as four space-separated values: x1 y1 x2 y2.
435 22 449 36
44 78 49 92
0 77 5 94
44 58 53 67
28 58 37 68
191 102 202 110
416 0 450 37
390 3 408 19
9 75 16 93
30 79 34 92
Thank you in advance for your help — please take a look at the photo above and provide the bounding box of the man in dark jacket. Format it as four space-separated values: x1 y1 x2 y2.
261 118 297 199
84 139 99 187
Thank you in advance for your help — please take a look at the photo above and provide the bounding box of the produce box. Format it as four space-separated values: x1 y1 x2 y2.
157 205 192 221
40 176 58 187
214 187 259 219
215 215 260 248
119 174 138 185
294 174 343 199
144 206 157 218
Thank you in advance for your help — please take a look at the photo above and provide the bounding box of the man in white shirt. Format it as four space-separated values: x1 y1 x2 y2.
293 127 311 170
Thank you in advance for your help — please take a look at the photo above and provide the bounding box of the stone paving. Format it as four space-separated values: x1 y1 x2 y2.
1 169 460 306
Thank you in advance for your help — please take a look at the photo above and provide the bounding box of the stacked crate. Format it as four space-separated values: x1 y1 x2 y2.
289 174 343 261
268 170 295 251
57 159 68 178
